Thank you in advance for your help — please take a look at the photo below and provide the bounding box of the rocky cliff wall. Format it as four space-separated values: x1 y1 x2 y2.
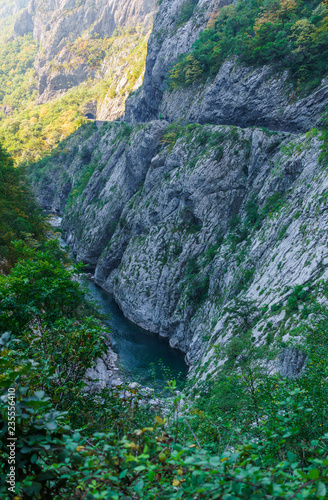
31 120 328 377
13 0 156 103
29 0 328 381
125 0 231 122
0 0 28 20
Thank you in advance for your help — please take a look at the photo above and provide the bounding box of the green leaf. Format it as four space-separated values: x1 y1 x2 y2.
308 469 320 480
287 451 297 464
316 482 327 498
134 480 144 492
44 420 57 431
148 470 155 481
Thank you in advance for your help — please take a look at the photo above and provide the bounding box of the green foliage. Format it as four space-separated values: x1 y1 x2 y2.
0 340 69 498
0 34 38 112
213 145 224 162
0 244 84 335
262 192 285 218
182 257 210 305
80 145 92 164
177 0 199 27
69 161 98 203
203 236 223 264
225 298 260 334
170 0 328 95
227 214 248 251
1 246 328 498
161 123 185 151
227 192 286 255
234 267 256 295
318 109 328 166
285 284 311 315
0 144 48 271
62 36 113 71
245 194 260 227
270 284 311 318
116 122 133 141
0 242 115 497
2 312 328 499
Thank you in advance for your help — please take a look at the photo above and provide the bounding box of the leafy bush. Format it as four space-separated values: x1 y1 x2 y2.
0 144 48 271
161 123 185 151
262 192 285 217
177 0 199 27
80 145 92 164
1 241 328 498
0 245 84 334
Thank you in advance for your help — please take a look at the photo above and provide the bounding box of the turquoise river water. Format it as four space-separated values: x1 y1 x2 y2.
83 279 188 388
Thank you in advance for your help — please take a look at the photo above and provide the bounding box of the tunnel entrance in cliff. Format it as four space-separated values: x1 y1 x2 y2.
85 113 95 120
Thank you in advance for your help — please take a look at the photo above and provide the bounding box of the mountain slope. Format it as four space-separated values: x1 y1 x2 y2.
27 0 156 103
0 0 156 163
30 119 327 379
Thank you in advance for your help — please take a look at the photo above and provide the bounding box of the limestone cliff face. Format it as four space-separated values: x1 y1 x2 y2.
14 0 156 103
0 0 28 20
31 119 327 376
126 0 231 122
157 62 328 133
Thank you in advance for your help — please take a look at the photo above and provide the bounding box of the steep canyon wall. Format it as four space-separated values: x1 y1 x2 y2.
30 0 328 379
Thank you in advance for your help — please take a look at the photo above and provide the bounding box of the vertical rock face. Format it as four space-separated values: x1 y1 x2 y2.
30 118 328 376
14 0 156 102
157 62 328 133
0 0 27 20
277 348 307 379
126 0 233 122
14 7 33 36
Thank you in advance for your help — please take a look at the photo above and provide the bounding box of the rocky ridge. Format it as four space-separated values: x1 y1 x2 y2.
125 0 328 132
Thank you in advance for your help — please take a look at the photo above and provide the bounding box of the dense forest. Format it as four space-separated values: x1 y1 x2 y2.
1 0 328 497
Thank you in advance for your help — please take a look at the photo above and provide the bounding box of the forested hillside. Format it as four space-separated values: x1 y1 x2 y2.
0 143 47 272
169 0 328 94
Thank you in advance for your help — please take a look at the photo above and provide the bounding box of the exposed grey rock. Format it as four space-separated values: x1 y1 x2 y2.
31 119 328 372
27 0 157 102
126 0 230 122
15 0 29 11
28 0 328 381
158 61 328 133
0 0 29 22
0 3 14 20
277 348 307 379
84 344 120 392
125 0 328 133
14 7 33 36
